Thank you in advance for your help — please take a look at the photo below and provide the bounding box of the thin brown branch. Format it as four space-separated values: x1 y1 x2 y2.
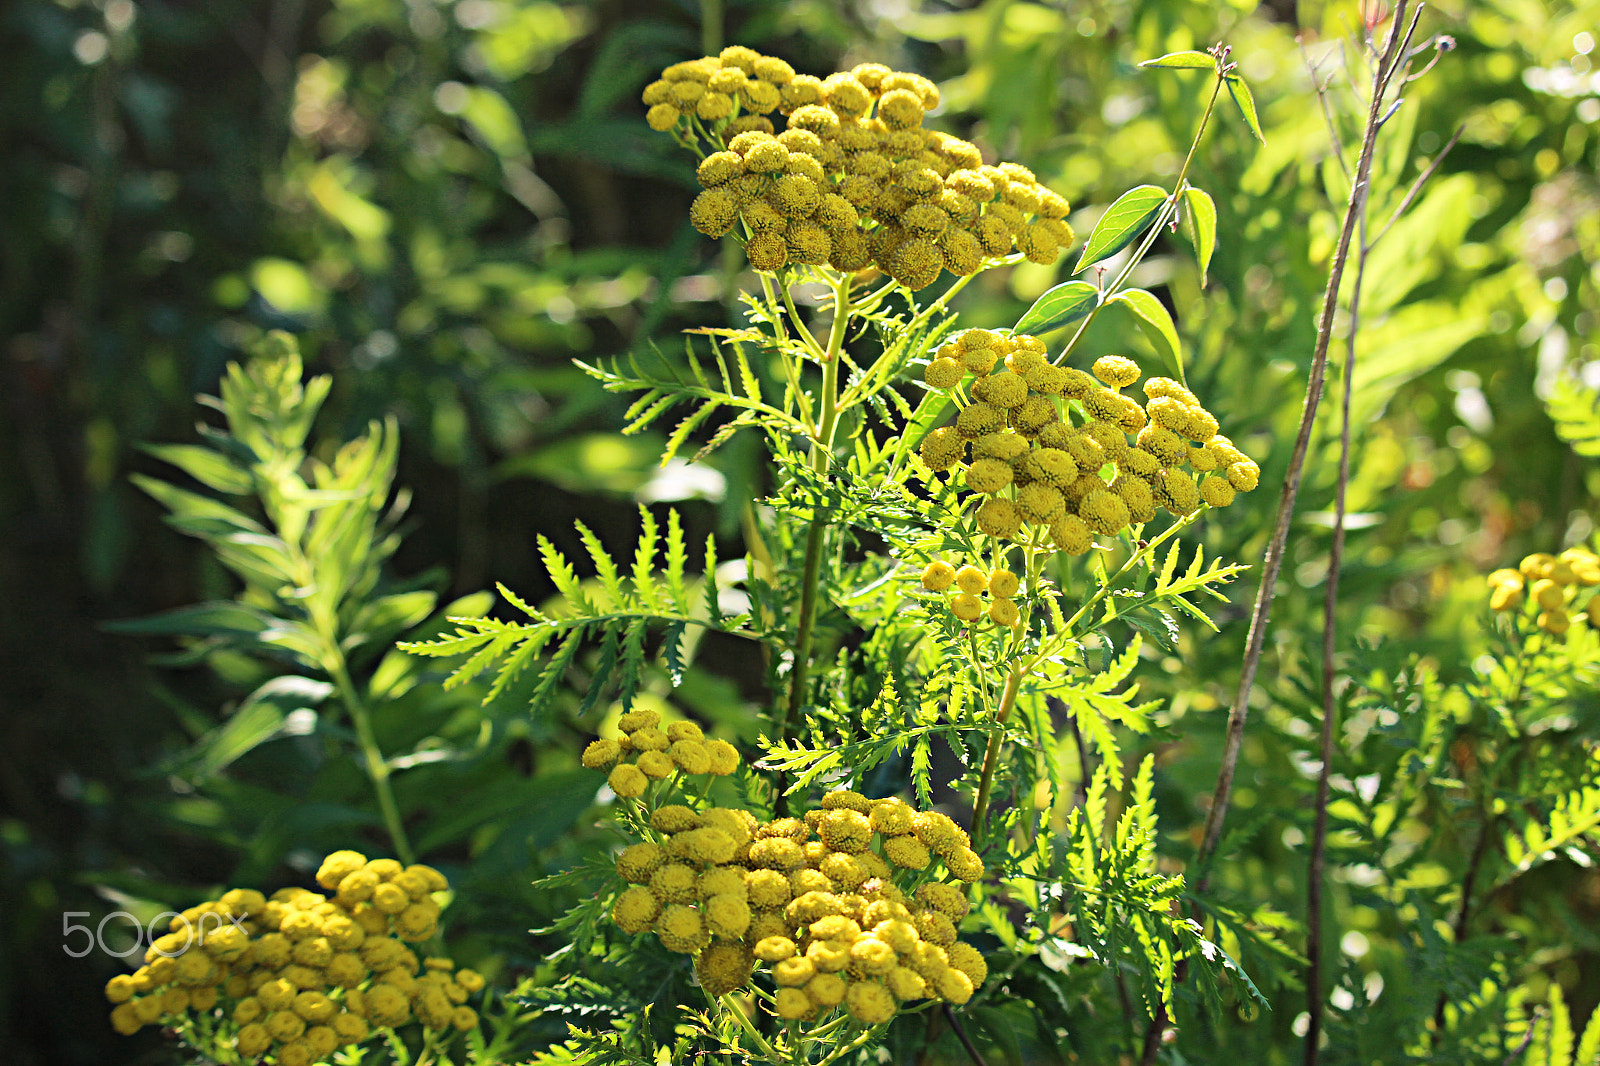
1500 1009 1540 1064
1301 39 1352 182
1138 1001 1171 1066
944 1004 991 1066
1431 812 1495 1043
1368 125 1463 249
1195 0 1415 889
1305 126 1370 1066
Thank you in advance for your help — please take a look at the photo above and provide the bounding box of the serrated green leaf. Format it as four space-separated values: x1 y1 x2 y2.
664 510 691 614
1013 280 1099 336
532 627 587 720
1182 186 1217 286
663 401 720 464
1076 185 1167 272
539 535 596 616
576 521 625 609
577 626 620 719
1138 50 1216 70
660 620 687 685
1107 288 1184 383
1225 74 1266 144
631 506 660 613
484 627 551 706
1545 376 1600 458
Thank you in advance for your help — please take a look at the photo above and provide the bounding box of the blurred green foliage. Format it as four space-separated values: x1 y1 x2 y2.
4 0 1600 1062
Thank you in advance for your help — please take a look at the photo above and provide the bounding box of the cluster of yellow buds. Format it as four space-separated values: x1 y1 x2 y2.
918 332 1259 550
582 708 741 798
606 789 987 1025
104 852 482 1065
1488 547 1600 634
643 46 1073 286
920 560 1021 627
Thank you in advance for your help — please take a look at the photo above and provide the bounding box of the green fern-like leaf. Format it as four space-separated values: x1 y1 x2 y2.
1546 375 1600 459
398 508 757 721
1500 777 1600 882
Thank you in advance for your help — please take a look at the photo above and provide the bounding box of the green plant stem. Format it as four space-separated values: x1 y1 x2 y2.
1047 507 1203 650
970 666 1025 845
330 657 416 866
700 0 722 56
1056 62 1228 375
721 994 785 1064
779 275 853 796
837 269 987 411
814 1023 888 1066
780 277 827 362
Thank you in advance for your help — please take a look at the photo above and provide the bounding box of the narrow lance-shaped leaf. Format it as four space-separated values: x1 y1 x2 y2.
1106 289 1184 384
1013 281 1099 337
1076 185 1167 273
1138 50 1216 70
483 627 552 706
140 443 254 495
102 601 275 640
1182 186 1217 286
1225 74 1266 144
173 676 333 783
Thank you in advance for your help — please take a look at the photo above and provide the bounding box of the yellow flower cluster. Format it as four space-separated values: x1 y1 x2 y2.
104 851 482 1064
921 560 1021 627
643 46 1074 287
583 708 741 798
1488 547 1600 634
918 333 1259 549
608 789 987 1024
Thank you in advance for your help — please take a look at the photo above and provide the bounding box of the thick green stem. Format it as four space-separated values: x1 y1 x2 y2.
782 519 828 747
330 658 416 866
700 0 722 56
970 667 1025 845
814 1023 889 1066
779 276 852 789
721 994 785 1064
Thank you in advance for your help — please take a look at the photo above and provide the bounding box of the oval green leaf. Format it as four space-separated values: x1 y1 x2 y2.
1138 50 1216 70
1107 288 1184 383
1013 280 1100 337
1183 187 1218 286
1225 74 1266 145
1075 185 1168 273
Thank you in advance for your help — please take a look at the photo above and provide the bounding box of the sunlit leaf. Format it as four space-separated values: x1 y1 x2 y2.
1075 185 1168 273
1138 50 1216 70
1013 280 1099 336
1182 187 1217 286
1107 288 1184 383
1225 75 1266 144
